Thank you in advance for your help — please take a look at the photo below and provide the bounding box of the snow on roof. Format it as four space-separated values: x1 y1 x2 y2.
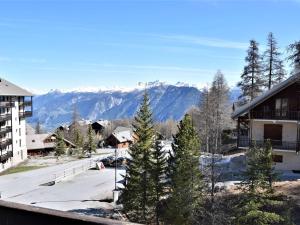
111 126 134 143
0 78 33 96
26 134 51 150
232 71 300 119
93 120 110 127
26 133 76 150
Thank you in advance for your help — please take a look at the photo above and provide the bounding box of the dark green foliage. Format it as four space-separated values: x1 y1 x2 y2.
55 131 66 156
74 127 84 151
235 194 293 225
164 114 203 225
120 91 156 224
263 32 286 89
152 140 167 225
83 125 96 154
241 141 277 194
238 40 263 100
235 141 291 225
288 41 300 71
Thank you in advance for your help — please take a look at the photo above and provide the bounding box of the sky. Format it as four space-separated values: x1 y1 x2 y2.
0 0 299 94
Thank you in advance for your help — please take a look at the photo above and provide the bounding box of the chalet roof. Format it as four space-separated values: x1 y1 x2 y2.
111 126 134 143
0 78 33 96
26 133 76 150
92 120 110 128
232 71 300 120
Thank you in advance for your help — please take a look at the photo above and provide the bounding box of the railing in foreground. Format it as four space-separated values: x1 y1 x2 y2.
0 200 139 225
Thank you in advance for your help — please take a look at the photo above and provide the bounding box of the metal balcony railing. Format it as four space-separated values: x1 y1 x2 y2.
19 111 33 119
0 126 12 135
19 101 32 107
251 110 300 120
0 151 13 163
0 102 15 108
0 139 12 149
0 114 12 123
238 138 299 151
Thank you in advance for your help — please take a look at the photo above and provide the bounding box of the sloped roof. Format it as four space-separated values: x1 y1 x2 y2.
232 71 300 119
26 134 50 150
111 126 134 143
0 78 33 96
26 133 76 150
92 120 110 128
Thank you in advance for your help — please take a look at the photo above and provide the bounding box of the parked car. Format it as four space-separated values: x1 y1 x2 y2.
100 156 115 167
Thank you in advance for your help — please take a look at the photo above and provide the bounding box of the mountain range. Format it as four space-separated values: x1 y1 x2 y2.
28 82 240 131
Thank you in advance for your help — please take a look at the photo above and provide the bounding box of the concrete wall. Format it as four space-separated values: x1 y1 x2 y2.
0 99 28 173
0 200 139 225
251 120 298 142
273 151 300 171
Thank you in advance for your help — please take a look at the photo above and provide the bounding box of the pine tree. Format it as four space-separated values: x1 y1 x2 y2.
55 131 66 156
263 32 286 89
238 40 263 100
74 127 84 153
35 120 42 134
288 40 300 72
83 125 96 155
165 114 203 225
120 91 156 223
152 140 167 225
237 142 288 225
260 140 278 193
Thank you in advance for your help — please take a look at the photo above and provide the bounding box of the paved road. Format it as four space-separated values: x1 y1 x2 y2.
0 157 125 211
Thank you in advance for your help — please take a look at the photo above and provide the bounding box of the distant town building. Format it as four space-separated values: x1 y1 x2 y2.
91 120 110 134
106 126 136 149
26 133 76 156
0 78 33 172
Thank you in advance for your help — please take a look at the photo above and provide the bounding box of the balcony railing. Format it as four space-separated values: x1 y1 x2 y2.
19 101 32 107
19 111 33 119
0 114 12 123
251 110 300 120
0 151 13 163
238 138 299 151
0 102 15 108
0 139 12 149
0 126 12 135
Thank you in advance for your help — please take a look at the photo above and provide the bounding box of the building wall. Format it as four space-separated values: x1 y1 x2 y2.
0 98 28 173
251 120 298 142
273 151 300 171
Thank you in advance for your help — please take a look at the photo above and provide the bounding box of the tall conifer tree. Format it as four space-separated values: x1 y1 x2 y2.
120 91 156 223
263 32 286 89
238 40 263 100
165 114 203 225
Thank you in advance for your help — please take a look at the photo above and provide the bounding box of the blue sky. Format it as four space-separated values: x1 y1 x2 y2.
0 0 299 93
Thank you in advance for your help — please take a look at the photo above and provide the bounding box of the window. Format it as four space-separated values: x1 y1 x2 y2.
276 98 288 117
273 154 283 163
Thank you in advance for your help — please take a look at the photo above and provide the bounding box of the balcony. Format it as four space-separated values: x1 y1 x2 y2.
19 101 32 107
19 111 33 119
0 102 15 108
0 126 12 135
238 138 299 151
0 114 12 123
0 151 13 163
251 110 300 121
0 139 12 149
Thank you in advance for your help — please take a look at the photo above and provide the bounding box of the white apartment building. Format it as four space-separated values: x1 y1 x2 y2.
0 78 33 173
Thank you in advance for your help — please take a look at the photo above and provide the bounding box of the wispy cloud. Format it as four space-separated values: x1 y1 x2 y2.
155 34 248 50
0 56 46 64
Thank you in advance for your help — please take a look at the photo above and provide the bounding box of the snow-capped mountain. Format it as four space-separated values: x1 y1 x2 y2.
29 82 240 131
29 83 202 130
